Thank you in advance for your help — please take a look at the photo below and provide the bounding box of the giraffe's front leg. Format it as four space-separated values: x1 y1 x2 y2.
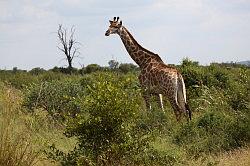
157 94 164 112
142 89 152 110
152 93 164 111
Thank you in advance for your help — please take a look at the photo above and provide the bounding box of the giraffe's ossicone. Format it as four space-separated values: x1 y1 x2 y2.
105 17 191 121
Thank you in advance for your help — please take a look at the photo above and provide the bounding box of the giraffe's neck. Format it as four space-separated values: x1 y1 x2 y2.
118 27 163 68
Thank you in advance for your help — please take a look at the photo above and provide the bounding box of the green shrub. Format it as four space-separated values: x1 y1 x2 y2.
179 60 250 113
173 86 250 157
118 63 139 73
0 71 38 89
174 110 250 158
46 72 180 165
53 73 143 164
84 64 101 74
29 67 46 75
0 70 75 89
23 80 84 120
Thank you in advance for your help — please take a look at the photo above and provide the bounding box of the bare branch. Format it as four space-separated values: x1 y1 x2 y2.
56 24 81 72
57 46 65 53
72 47 80 59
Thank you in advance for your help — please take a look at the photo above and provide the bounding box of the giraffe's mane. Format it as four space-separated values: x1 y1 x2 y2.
123 27 164 63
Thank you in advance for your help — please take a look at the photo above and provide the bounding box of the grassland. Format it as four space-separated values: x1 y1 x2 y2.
0 61 249 165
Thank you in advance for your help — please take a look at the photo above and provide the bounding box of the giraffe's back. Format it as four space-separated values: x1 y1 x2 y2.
140 62 180 94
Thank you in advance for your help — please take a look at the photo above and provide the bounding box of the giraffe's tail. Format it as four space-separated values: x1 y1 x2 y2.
177 74 192 121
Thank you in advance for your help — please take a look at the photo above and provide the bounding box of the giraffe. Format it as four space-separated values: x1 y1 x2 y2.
105 17 191 121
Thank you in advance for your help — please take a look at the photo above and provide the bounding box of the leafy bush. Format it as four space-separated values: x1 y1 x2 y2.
0 70 38 89
84 64 101 74
46 72 180 165
179 60 250 113
173 86 250 158
0 69 79 89
118 63 139 73
174 110 250 157
29 67 46 75
23 80 84 120
49 66 79 74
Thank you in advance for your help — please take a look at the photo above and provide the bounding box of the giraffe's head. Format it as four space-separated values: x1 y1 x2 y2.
105 17 122 36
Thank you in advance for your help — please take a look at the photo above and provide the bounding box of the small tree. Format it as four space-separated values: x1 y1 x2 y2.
84 64 101 74
57 24 81 72
118 63 138 73
108 59 119 69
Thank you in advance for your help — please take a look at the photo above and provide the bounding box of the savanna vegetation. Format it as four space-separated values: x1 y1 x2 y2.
0 59 249 165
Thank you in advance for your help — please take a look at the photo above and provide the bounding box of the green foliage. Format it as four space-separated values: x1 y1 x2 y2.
179 59 250 112
174 60 250 158
0 69 81 89
180 59 231 90
0 70 37 89
173 85 250 158
84 64 101 74
29 67 46 75
181 58 199 67
174 110 250 157
1 59 250 165
46 73 157 165
50 66 79 74
23 80 84 120
118 63 139 73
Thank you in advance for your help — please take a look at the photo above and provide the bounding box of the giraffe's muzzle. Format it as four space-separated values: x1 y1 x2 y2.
105 30 110 36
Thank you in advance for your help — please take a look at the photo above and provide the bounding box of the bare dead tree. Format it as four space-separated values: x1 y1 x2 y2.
57 24 81 72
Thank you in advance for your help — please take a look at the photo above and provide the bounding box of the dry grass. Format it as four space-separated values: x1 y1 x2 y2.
216 147 250 166
185 147 250 166
0 83 76 166
0 133 39 166
0 84 39 166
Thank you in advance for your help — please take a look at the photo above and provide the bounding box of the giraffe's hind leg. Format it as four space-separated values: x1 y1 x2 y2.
177 89 189 121
169 98 182 121
177 75 192 121
166 89 182 121
177 88 186 114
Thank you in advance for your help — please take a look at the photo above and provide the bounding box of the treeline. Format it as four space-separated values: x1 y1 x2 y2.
2 60 249 75
1 63 139 75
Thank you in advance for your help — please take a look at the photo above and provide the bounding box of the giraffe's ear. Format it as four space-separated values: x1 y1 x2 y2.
109 20 113 24
119 21 122 26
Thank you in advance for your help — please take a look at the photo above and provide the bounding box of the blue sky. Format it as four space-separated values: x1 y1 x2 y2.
0 0 250 70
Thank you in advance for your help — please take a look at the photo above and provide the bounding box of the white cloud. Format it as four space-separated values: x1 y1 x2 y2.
0 0 250 69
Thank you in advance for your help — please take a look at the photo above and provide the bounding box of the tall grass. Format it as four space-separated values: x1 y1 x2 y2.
0 83 39 166
0 82 77 166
